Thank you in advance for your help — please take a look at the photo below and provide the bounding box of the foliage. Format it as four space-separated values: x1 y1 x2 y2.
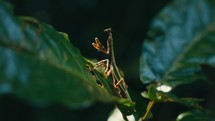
140 0 215 120
0 1 134 120
0 0 115 108
0 0 215 121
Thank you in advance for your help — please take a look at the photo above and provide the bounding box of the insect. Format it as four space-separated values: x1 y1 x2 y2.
91 28 128 98
85 28 135 120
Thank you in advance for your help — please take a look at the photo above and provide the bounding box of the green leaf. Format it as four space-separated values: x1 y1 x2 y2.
115 98 136 116
176 110 215 121
0 1 112 108
147 84 160 102
140 0 215 87
143 84 203 108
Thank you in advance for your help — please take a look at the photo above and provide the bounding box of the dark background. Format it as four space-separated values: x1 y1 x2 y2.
7 0 171 82
4 0 212 121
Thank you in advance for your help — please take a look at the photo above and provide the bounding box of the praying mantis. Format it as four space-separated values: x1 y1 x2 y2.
85 28 135 120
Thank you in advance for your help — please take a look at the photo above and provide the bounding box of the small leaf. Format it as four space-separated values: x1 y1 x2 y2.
143 84 203 108
140 0 215 88
115 98 136 116
0 1 112 108
176 98 204 109
147 85 160 102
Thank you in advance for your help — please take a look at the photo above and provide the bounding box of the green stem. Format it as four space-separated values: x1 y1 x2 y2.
109 31 121 80
142 101 155 121
108 29 132 101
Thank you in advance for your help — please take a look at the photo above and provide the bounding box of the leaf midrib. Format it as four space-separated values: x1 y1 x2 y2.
161 24 215 81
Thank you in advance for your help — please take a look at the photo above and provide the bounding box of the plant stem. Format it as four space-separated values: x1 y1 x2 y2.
141 101 155 121
106 28 132 100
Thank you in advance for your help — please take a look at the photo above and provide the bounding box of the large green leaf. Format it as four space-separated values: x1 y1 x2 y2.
140 0 215 87
0 1 112 108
